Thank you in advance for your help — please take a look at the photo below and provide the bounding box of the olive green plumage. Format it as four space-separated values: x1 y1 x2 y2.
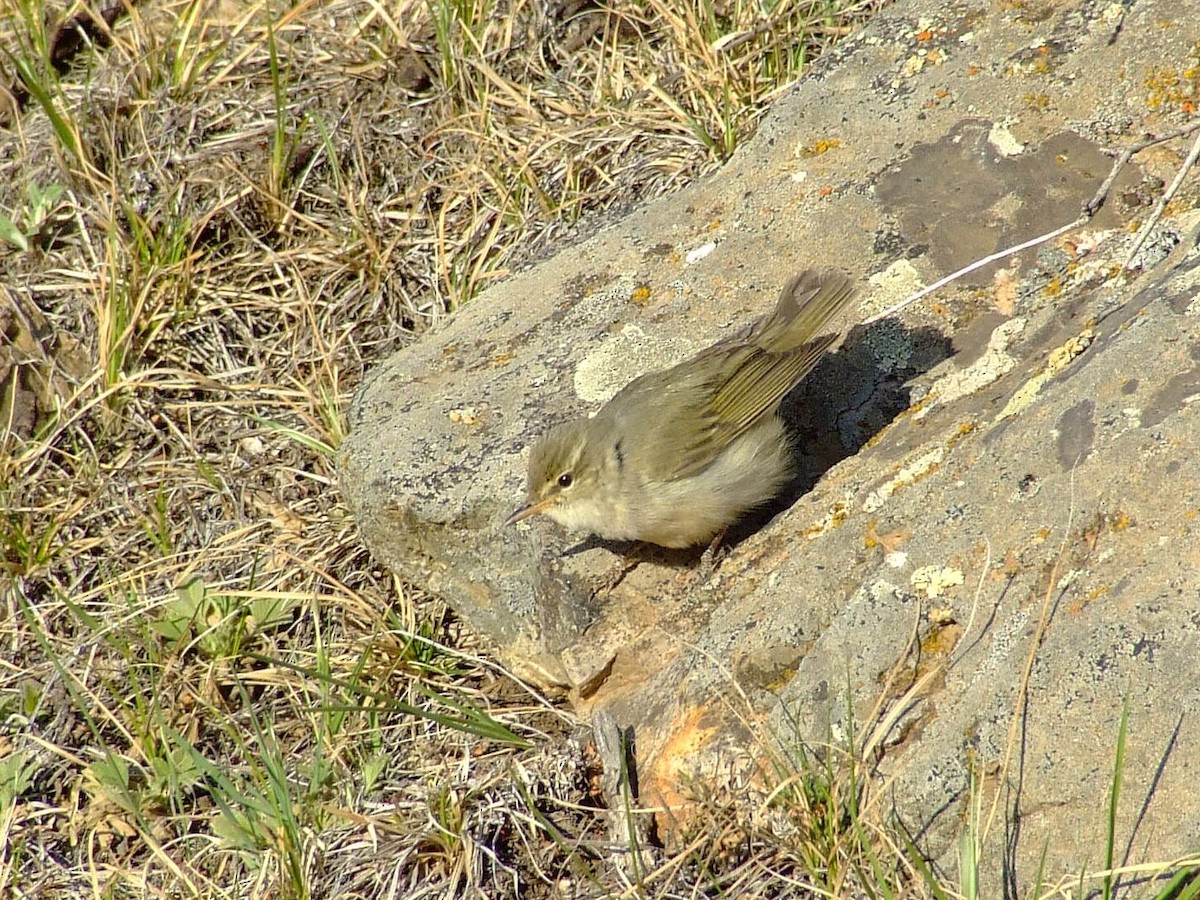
507 269 858 548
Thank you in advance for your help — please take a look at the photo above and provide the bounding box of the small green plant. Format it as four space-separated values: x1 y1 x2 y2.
4 51 84 163
95 204 197 398
0 749 37 812
150 577 299 659
249 413 337 459
958 760 982 900
0 498 83 578
82 740 204 826
0 181 67 251
1102 693 1132 900
753 699 925 898
139 485 175 556
170 718 312 895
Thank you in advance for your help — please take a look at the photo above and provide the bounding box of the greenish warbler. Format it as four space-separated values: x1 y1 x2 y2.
505 268 858 548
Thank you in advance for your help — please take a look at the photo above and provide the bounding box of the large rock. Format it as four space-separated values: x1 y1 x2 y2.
341 0 1200 889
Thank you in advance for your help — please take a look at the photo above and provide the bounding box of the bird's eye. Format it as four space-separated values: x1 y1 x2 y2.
557 472 574 489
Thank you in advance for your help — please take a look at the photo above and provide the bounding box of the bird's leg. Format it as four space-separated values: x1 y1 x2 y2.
591 543 647 596
696 529 728 580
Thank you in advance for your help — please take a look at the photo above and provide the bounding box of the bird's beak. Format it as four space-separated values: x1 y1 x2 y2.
504 497 554 527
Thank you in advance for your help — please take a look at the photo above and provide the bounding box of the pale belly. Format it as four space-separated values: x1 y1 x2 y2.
546 417 794 547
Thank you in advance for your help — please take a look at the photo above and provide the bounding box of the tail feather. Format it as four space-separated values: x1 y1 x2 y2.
753 269 858 352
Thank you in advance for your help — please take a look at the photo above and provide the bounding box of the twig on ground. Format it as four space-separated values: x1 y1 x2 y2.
1121 123 1200 270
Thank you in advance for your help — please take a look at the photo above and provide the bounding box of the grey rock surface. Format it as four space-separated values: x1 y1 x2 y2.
342 0 1200 889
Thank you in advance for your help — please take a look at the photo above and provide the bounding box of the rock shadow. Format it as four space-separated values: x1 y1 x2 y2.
726 319 952 549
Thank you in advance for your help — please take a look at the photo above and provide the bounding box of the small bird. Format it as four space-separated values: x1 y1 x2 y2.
505 269 858 549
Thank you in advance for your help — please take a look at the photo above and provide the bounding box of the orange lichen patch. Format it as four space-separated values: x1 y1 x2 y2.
863 518 878 549
653 706 721 770
803 498 853 538
630 284 652 305
1165 197 1194 216
862 426 890 450
1145 65 1200 112
877 619 962 709
643 704 725 817
945 419 977 450
448 407 480 426
863 448 945 513
1009 53 1053 77
920 620 963 658
923 89 954 109
818 186 834 197
1046 329 1093 372
906 461 939 485
915 29 934 41
865 519 909 553
991 267 1018 315
994 549 1022 580
799 138 842 157
1106 511 1134 532
1068 584 1110 614
929 606 956 626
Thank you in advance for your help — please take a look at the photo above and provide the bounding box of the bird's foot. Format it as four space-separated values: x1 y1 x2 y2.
693 530 729 582
591 544 646 596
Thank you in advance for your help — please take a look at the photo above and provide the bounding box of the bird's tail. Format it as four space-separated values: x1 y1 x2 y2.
753 268 859 352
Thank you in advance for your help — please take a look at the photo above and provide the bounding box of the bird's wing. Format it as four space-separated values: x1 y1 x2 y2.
613 336 836 483
708 335 838 437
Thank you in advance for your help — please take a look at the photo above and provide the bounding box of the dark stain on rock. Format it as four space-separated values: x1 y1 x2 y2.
951 310 1009 367
734 641 811 690
876 123 1140 283
1121 378 1139 395
1163 258 1200 315
1141 365 1200 428
1018 473 1040 497
1055 399 1095 471
562 269 614 303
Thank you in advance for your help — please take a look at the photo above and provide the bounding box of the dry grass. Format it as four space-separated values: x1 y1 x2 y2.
0 0 913 896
